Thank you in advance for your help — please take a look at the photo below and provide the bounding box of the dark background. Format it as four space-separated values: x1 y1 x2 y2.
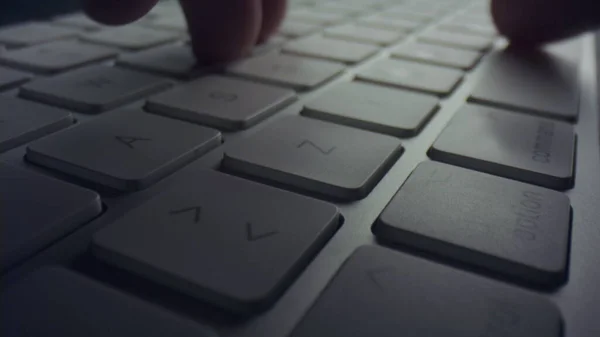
1 0 80 26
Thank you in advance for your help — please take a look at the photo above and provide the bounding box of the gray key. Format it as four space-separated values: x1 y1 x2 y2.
0 97 73 153
439 22 497 37
429 104 576 190
375 161 571 286
82 26 180 50
278 21 320 38
357 14 421 32
0 66 31 91
392 42 482 69
380 9 435 22
1 268 217 337
324 24 405 46
147 75 296 130
143 15 187 32
20 66 173 113
314 3 366 16
470 49 580 121
93 170 340 312
0 40 117 74
0 23 80 47
27 109 221 191
227 53 345 91
53 13 106 30
290 246 562 337
357 58 463 96
286 9 347 25
0 164 101 271
283 35 378 64
419 30 494 51
116 45 202 79
303 81 438 137
223 115 403 200
253 35 287 55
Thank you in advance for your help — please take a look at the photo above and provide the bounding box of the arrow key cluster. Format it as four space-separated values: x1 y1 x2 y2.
92 170 340 313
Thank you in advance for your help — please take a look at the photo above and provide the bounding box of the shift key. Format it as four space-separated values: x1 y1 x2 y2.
469 48 580 121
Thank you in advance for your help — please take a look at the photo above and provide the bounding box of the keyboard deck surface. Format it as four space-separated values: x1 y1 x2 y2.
2 0 600 336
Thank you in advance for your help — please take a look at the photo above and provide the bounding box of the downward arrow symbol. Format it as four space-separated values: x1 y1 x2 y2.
169 206 202 224
246 222 278 242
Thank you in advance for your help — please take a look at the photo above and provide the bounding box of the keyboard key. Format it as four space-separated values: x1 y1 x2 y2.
116 45 202 79
324 24 405 46
303 81 438 137
20 66 173 113
429 104 576 190
283 35 378 64
0 66 31 91
419 30 494 51
147 75 295 130
287 9 347 25
0 40 117 74
0 23 80 47
93 171 340 312
228 53 345 91
380 8 435 23
143 15 187 32
357 58 463 96
289 246 562 337
439 22 497 37
1 268 217 337
0 164 101 271
314 2 366 16
375 161 571 286
357 14 421 32
391 42 482 69
82 26 180 50
53 13 107 30
253 35 287 55
223 115 403 200
278 20 320 38
0 97 73 153
470 50 580 121
27 109 221 191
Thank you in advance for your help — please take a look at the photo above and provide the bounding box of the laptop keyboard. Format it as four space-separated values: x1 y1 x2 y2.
2 0 598 336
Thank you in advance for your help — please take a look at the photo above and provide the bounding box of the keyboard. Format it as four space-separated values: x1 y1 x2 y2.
2 0 600 336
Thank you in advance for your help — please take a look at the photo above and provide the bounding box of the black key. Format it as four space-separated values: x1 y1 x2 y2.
429 104 576 190
357 58 463 96
374 161 571 286
0 66 31 91
470 48 580 121
93 170 340 313
0 96 73 153
27 109 221 191
223 115 403 200
1 267 217 337
290 246 563 337
20 65 173 114
303 81 438 137
0 164 101 271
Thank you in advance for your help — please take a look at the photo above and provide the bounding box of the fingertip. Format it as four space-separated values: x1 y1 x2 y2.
180 0 262 65
258 0 287 43
84 0 160 25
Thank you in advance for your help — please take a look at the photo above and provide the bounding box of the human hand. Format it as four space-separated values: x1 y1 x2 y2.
492 0 600 46
83 0 287 64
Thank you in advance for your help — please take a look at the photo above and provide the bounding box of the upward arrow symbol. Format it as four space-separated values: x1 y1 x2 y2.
169 206 202 224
